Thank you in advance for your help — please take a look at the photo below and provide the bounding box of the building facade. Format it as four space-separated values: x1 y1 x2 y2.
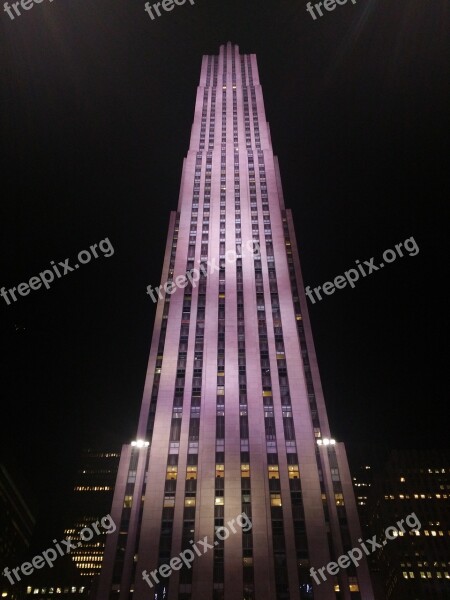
6 449 120 600
96 43 374 600
367 449 450 599
0 464 35 600
65 449 120 581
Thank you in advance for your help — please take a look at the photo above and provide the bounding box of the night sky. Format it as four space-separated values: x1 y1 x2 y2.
0 0 448 547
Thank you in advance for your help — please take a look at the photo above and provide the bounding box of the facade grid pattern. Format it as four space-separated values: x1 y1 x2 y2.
96 43 375 600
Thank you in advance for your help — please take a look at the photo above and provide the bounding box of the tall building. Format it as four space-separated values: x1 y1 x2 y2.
367 449 450 599
65 449 120 581
97 43 374 600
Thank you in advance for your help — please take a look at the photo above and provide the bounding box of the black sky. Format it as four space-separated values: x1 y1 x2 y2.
0 0 448 545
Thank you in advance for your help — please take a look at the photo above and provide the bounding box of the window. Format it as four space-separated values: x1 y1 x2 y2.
270 493 282 507
288 465 300 479
186 466 197 480
268 465 279 479
331 468 340 482
241 464 250 478
335 493 344 506
164 495 175 508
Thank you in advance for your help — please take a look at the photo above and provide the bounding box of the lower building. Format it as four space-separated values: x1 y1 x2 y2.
0 463 35 600
4 449 120 600
367 449 450 599
64 449 120 582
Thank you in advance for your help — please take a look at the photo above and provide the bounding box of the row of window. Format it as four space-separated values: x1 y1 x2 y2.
26 588 85 595
384 493 450 499
403 571 450 579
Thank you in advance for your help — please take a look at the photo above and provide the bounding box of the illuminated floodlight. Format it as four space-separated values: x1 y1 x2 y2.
317 438 336 446
131 440 149 448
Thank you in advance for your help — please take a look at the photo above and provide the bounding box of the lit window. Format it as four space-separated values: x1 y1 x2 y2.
186 466 197 480
347 577 359 591
335 493 344 506
241 464 250 477
270 493 282 507
166 466 178 480
288 465 300 479
268 465 279 479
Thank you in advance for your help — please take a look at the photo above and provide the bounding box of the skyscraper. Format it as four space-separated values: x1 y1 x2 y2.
97 43 374 600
